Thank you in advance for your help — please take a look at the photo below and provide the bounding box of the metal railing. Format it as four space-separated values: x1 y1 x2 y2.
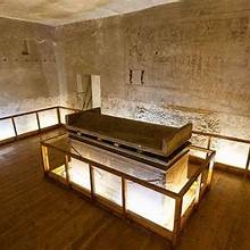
41 135 215 244
192 130 250 176
0 106 249 176
0 106 79 144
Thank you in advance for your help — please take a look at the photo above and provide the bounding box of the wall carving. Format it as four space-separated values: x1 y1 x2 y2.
60 1 250 140
124 13 250 116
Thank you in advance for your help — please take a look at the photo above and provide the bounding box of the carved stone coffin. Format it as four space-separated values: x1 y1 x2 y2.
66 108 192 158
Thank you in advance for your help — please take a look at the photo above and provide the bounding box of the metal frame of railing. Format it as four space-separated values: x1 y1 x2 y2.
0 106 249 177
192 131 250 176
41 135 215 245
0 106 79 144
4 106 250 243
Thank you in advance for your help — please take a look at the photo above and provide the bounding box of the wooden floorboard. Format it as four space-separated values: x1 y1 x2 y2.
0 128 249 250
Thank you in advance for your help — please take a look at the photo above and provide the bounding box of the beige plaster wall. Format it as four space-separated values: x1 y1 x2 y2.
0 18 59 117
59 0 250 139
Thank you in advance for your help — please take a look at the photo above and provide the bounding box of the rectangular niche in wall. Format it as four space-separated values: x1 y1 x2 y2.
127 69 146 85
91 75 101 108
76 74 101 110
22 40 30 56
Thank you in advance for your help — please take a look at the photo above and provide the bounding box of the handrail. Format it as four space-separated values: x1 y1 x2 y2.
41 132 216 243
41 134 216 206
58 106 81 112
193 130 250 145
190 145 213 153
0 106 249 145
41 140 180 199
0 105 249 174
179 168 201 197
0 106 80 144
0 107 58 121
0 106 82 121
193 130 250 172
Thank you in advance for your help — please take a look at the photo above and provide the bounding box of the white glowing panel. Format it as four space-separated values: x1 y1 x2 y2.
68 158 91 190
165 154 189 193
181 180 199 216
211 139 249 169
15 114 38 135
70 139 165 188
93 168 122 206
39 109 58 128
127 182 175 231
60 109 75 124
0 119 15 140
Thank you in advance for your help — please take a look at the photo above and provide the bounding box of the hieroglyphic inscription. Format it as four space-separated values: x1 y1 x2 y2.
125 15 250 110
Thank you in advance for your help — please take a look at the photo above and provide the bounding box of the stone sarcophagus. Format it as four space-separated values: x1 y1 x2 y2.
66 108 192 158
66 108 193 192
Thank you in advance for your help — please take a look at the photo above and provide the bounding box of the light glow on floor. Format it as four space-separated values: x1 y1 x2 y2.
50 161 199 232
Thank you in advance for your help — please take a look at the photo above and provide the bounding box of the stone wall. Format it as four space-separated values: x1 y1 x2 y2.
0 18 59 117
56 20 102 109
60 0 250 139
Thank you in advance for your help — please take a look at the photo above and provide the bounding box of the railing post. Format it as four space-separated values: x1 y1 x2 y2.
244 146 250 179
206 136 212 158
64 154 70 185
11 117 18 140
207 136 212 150
57 107 61 125
122 177 127 216
89 164 95 199
41 145 50 173
173 197 183 245
195 174 202 204
207 152 215 189
35 112 41 132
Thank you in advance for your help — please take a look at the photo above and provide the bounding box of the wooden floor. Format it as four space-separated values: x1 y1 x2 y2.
0 129 249 250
